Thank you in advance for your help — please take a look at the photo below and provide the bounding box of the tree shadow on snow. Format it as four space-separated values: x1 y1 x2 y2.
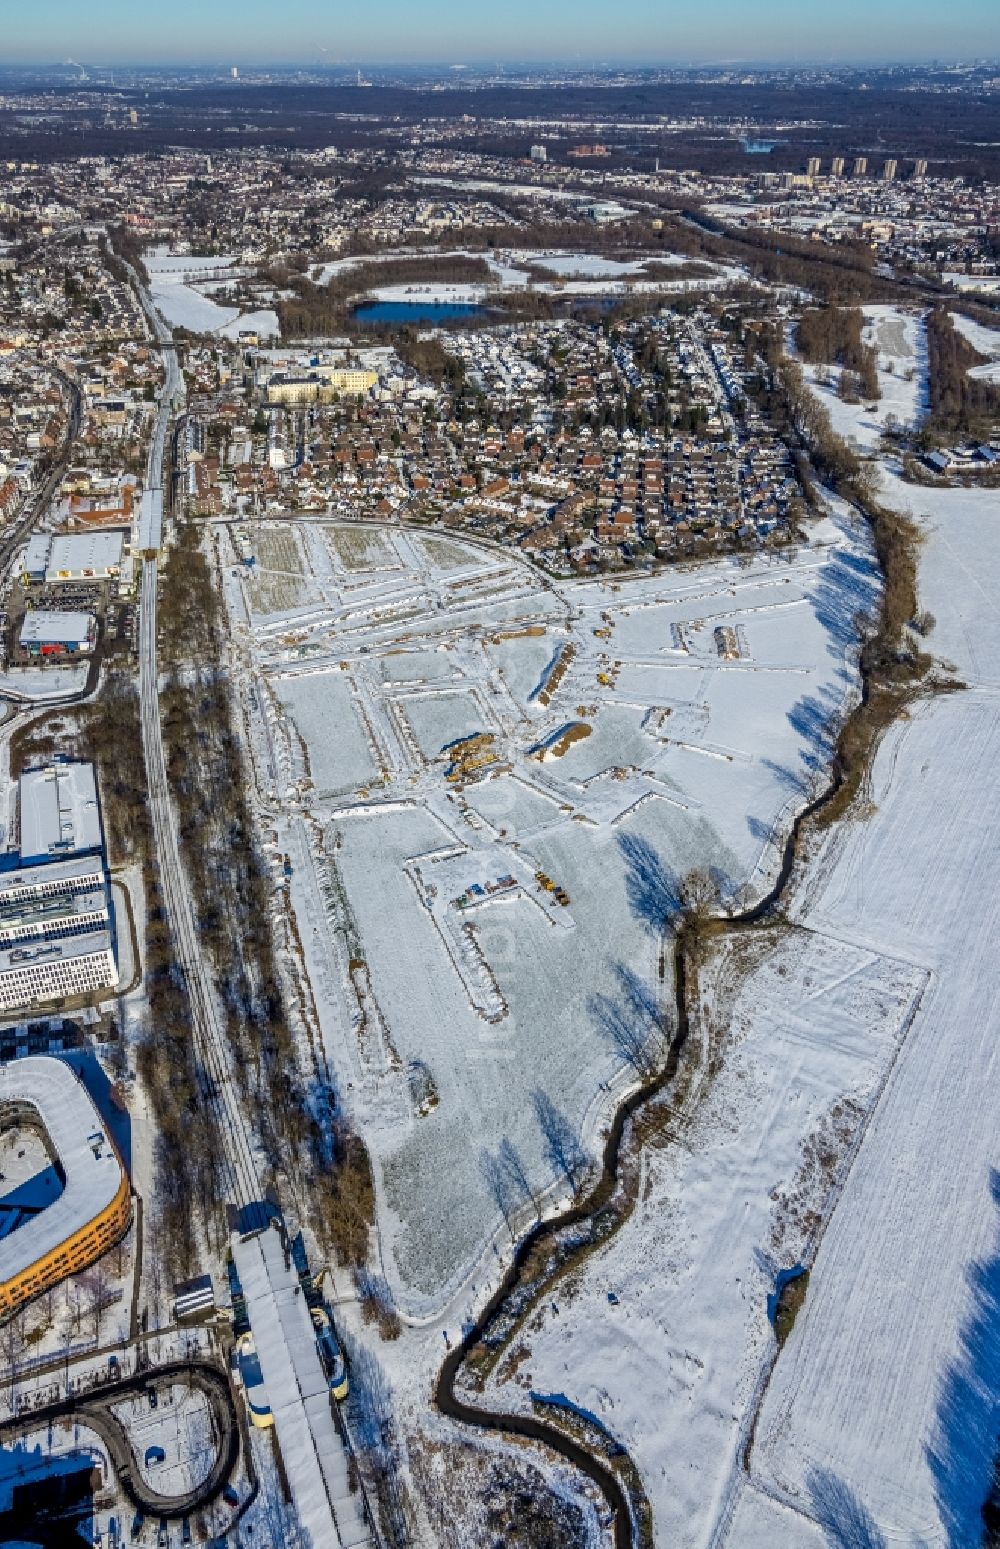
616 831 683 934
588 962 667 1077
806 1467 887 1549
807 547 880 657
926 1167 1000 1547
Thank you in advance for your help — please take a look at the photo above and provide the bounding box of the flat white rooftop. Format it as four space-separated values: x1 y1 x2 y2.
50 530 124 577
233 1225 371 1549
19 763 102 862
0 927 114 977
0 1055 125 1287
0 856 105 898
24 531 124 581
23 533 50 575
19 611 95 647
138 487 162 552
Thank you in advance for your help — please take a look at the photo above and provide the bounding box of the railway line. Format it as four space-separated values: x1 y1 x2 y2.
137 346 264 1220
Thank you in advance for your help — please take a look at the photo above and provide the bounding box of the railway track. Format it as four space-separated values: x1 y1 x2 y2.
137 341 264 1220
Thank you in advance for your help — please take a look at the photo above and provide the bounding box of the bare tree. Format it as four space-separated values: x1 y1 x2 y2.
68 1279 86 1338
498 1137 538 1216
531 1090 587 1195
0 1310 25 1411
84 1260 115 1343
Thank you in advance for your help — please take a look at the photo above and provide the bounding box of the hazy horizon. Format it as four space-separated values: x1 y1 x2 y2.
8 0 1000 69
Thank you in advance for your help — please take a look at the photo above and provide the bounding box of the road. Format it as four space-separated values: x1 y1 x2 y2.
0 1359 239 1521
0 363 82 576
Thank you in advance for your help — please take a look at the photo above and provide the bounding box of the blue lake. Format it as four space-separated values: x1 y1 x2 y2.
352 301 488 325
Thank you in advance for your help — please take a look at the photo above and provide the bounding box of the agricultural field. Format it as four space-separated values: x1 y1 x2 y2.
322 522 401 573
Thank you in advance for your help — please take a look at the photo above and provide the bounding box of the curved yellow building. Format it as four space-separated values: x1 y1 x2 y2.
0 1056 131 1321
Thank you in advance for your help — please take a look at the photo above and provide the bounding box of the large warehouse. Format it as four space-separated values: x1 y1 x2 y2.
19 610 96 658
0 1056 131 1320
19 762 103 862
22 530 124 586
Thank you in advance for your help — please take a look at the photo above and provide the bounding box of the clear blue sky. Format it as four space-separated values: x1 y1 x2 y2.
9 0 1000 66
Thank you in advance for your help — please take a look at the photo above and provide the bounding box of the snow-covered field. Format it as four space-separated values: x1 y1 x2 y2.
146 252 279 338
314 246 738 303
392 322 1000 1548
523 254 649 279
226 511 879 1313
739 457 1000 1548
801 304 927 450
951 309 1000 383
149 280 241 333
484 925 927 1545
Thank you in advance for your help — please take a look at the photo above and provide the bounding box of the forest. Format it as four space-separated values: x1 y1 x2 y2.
924 308 1000 439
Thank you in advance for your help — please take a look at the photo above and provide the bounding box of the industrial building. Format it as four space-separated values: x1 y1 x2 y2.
0 1056 131 1320
0 765 117 1012
0 932 117 1012
18 610 96 658
19 763 103 862
22 530 124 586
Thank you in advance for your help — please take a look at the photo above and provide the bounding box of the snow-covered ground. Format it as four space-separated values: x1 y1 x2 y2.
146 252 279 338
148 280 241 333
951 309 1000 383
801 304 927 450
655 340 1000 1547
399 318 1000 1549
225 510 879 1318
314 247 739 303
523 254 650 278
484 923 926 1546
740 458 1000 1548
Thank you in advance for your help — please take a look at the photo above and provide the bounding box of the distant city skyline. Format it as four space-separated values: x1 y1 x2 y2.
9 0 1000 68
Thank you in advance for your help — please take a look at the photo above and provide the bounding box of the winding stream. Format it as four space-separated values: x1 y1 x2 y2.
433 534 886 1547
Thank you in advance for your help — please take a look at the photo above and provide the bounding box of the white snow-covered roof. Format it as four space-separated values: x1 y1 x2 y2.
0 1056 125 1288
0 926 113 976
23 533 50 575
0 855 105 898
138 487 162 552
47 530 123 577
233 1224 371 1548
19 611 95 647
19 763 102 861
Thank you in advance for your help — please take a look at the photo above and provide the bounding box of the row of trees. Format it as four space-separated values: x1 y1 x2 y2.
158 525 378 1271
797 305 881 401
925 307 1000 439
